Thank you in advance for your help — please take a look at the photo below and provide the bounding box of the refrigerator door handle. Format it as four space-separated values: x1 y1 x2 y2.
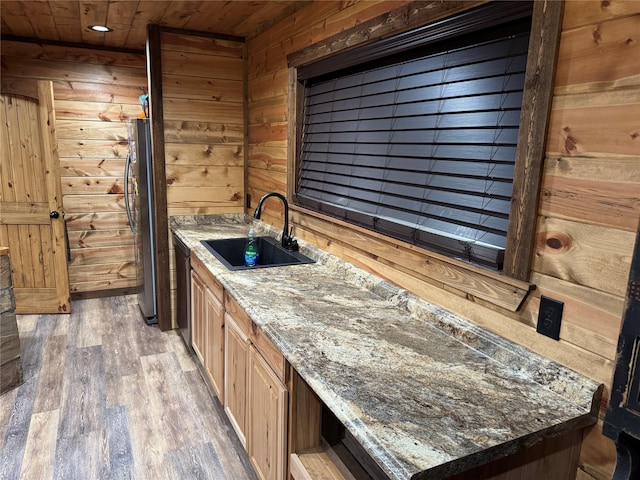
124 152 136 234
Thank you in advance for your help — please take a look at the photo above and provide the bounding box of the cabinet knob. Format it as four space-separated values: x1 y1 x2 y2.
49 211 60 219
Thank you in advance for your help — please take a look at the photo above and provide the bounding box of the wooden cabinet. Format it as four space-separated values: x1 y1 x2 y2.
224 291 288 480
190 269 205 363
190 254 225 400
205 288 225 399
189 253 289 480
224 311 249 446
248 344 288 480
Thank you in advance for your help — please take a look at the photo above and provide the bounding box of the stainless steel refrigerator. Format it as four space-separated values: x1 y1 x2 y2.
125 118 158 325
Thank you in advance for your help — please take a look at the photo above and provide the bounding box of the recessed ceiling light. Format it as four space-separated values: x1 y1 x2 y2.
88 25 112 32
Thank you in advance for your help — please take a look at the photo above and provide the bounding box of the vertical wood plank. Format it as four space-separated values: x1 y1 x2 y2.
146 24 171 331
504 0 565 280
37 81 71 313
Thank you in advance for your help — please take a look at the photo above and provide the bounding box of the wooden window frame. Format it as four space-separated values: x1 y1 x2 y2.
286 1 564 311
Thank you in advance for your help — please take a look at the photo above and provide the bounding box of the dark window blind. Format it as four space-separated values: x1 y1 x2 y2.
296 20 531 269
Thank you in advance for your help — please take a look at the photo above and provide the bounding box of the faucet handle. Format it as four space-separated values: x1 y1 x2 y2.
282 227 299 251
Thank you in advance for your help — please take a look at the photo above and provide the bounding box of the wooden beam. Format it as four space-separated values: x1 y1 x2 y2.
504 0 565 280
146 24 171 331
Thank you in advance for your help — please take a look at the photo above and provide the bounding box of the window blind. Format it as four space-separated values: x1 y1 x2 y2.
296 19 531 269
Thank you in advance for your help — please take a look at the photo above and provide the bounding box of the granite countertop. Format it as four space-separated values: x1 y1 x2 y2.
171 214 602 480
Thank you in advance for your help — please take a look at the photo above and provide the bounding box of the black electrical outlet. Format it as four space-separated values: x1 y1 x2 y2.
536 296 564 340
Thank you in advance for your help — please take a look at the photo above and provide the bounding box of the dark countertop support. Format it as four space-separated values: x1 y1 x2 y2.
171 214 603 480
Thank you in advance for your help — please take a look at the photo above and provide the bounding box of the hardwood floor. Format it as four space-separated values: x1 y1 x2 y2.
0 295 257 480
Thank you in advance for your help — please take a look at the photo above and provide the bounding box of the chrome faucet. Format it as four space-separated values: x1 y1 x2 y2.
253 192 299 251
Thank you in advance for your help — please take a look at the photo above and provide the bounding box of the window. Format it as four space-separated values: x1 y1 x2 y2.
289 2 562 280
294 3 534 272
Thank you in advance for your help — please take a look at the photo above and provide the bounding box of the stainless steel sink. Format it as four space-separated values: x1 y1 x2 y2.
201 236 315 270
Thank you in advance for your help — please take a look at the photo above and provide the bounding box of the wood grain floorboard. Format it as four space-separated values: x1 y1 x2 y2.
184 369 258 479
0 315 52 480
0 388 17 452
0 370 37 480
57 345 106 439
0 295 256 480
19 409 59 480
53 428 110 480
141 352 206 451
106 405 134 480
32 335 67 414
165 442 227 479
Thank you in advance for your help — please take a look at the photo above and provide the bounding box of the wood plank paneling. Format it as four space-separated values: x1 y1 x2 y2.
163 121 244 144
534 216 635 297
0 56 145 86
69 245 134 265
165 144 244 169
165 165 244 188
547 103 640 157
246 3 639 480
162 75 243 102
56 121 130 142
67 229 133 249
555 14 640 90
160 30 246 328
562 0 640 30
1 1 311 51
248 146 288 172
64 212 130 231
1 40 146 296
62 177 124 195
163 98 244 123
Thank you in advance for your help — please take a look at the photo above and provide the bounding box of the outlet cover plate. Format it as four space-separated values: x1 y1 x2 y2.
536 296 564 340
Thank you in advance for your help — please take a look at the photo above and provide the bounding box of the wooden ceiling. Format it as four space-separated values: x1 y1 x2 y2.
1 1 314 51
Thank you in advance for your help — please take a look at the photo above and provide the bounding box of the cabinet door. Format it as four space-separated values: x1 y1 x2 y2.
190 270 205 363
248 345 288 480
225 313 248 447
205 288 224 400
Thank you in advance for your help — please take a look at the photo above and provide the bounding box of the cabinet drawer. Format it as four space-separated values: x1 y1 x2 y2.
225 291 287 383
225 291 252 335
191 253 223 302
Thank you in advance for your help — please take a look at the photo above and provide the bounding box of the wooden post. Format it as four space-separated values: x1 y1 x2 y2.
146 24 171 331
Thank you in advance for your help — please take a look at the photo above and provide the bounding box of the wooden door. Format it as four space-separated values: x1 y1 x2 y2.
248 345 288 480
224 312 248 447
190 269 206 363
205 287 225 400
0 81 70 313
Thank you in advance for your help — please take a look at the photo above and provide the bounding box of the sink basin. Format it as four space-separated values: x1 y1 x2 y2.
201 236 315 270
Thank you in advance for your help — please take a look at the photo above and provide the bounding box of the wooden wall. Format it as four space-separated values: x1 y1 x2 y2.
0 32 246 313
159 31 245 325
246 1 640 479
1 41 147 295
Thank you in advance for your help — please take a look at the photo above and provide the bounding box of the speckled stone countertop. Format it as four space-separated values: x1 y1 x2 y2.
171 214 602 480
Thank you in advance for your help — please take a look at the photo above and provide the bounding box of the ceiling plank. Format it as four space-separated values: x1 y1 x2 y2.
49 1 82 44
79 1 110 44
104 0 140 49
0 0 316 50
1 1 35 38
